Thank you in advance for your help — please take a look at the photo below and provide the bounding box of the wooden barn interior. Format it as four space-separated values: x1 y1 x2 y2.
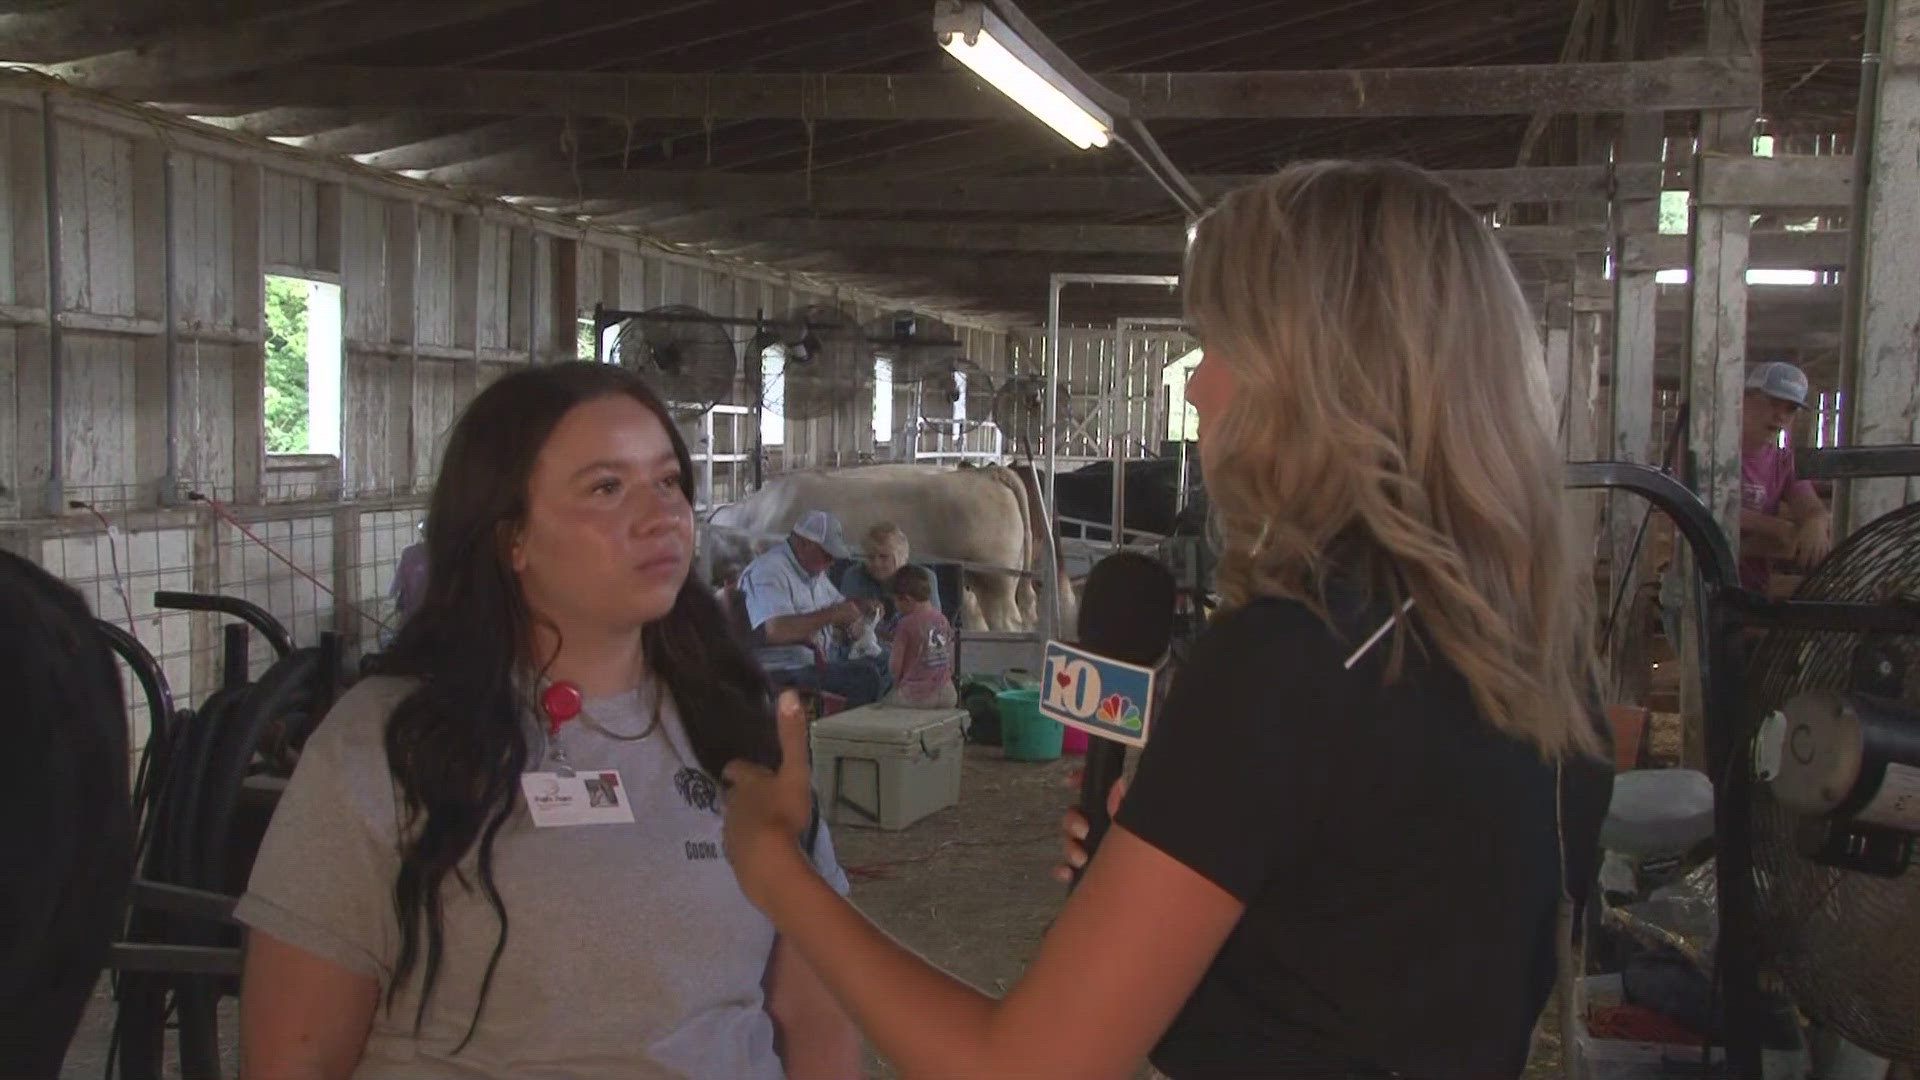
7 0 1920 1076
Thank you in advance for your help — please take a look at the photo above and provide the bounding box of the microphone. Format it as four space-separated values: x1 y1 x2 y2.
1069 551 1177 883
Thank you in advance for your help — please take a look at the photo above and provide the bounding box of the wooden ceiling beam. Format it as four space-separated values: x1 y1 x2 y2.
165 56 1758 119
1696 154 1853 207
41 0 549 92
663 218 1615 257
196 106 356 137
0 0 356 63
469 163 1664 213
355 118 563 172
1623 230 1851 269
289 116 482 157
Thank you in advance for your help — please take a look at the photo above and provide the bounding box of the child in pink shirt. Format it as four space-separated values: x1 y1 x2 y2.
882 566 957 709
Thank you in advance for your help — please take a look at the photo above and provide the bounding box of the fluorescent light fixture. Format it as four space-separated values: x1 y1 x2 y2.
936 2 1113 150
1654 268 1824 286
1747 268 1819 286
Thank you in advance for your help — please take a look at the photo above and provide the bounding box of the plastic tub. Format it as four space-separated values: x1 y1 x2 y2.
995 688 1063 762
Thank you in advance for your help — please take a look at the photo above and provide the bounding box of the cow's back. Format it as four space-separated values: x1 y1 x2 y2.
708 465 1028 572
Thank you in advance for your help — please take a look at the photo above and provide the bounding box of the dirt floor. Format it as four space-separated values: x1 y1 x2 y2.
58 744 1564 1078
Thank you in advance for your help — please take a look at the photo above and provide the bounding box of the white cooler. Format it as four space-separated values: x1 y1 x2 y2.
810 705 968 831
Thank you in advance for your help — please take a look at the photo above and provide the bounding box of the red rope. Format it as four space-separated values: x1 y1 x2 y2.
189 491 392 634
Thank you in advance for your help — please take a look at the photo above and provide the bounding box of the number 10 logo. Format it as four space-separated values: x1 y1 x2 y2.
1044 654 1103 718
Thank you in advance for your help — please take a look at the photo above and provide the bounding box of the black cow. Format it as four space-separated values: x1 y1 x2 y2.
1049 457 1207 541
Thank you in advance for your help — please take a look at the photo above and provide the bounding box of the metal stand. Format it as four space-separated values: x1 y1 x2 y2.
1042 274 1182 643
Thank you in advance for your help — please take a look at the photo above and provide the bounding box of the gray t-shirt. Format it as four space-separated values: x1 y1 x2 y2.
235 675 848 1080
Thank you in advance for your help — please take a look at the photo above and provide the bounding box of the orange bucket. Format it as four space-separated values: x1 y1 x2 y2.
1607 705 1648 771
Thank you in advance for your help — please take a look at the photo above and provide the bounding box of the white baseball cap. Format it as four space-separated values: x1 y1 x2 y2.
791 510 851 559
1747 361 1809 409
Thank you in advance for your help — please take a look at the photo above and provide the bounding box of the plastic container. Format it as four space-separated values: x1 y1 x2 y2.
996 688 1063 762
810 705 968 830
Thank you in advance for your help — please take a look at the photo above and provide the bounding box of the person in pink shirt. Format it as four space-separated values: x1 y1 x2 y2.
1739 361 1832 594
881 565 957 709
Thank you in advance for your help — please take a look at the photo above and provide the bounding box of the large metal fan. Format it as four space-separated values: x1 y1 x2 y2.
1748 499 1920 1064
612 305 739 415
760 304 872 421
867 309 964 383
990 373 1077 458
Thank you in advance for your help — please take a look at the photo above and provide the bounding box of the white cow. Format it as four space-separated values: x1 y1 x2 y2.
705 464 1072 633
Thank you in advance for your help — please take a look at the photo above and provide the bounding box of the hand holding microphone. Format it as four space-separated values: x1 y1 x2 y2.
1053 769 1127 884
1053 551 1177 888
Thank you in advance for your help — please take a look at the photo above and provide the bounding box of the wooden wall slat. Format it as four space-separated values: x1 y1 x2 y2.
412 358 465 482
175 340 235 490
477 220 510 350
415 207 454 347
341 189 386 342
54 120 88 311
0 329 14 504
0 111 12 306
263 169 321 271
177 154 237 327
61 333 136 493
618 251 646 309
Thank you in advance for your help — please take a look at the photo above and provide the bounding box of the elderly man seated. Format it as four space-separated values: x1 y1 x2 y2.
834 522 952 640
738 510 890 707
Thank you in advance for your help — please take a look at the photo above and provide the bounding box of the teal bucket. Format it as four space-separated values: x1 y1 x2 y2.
995 688 1063 762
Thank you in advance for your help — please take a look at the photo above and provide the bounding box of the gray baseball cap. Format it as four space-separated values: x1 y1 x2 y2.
791 510 852 559
1747 361 1809 409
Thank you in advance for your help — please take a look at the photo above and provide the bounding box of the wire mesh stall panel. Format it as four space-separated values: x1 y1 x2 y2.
214 512 334 681
38 522 199 763
354 506 426 647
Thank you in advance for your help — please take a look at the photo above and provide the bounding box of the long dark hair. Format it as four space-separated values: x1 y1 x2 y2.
371 362 778 1044
0 551 131 1076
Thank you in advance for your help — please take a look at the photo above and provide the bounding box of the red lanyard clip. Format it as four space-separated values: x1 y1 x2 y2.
541 681 583 739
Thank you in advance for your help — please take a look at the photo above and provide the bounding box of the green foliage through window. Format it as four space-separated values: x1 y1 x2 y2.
264 276 310 454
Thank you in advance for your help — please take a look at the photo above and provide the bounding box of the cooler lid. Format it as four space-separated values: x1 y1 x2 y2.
812 706 968 747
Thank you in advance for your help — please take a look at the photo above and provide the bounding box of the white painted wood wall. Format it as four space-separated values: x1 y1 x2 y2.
0 85 1007 759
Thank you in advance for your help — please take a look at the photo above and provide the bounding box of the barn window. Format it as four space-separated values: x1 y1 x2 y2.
873 357 894 444
761 343 786 446
263 274 343 457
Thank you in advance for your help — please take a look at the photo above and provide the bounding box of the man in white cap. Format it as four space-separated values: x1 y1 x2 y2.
1739 361 1831 593
737 509 888 705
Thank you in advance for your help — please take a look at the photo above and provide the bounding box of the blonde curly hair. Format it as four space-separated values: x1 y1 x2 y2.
1184 160 1599 759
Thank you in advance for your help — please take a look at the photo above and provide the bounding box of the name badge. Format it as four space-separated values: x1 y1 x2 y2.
520 769 635 827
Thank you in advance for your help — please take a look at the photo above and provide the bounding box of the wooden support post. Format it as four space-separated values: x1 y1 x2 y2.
1676 0 1760 770
1843 0 1920 532
130 140 168 505
390 201 417 495
1544 275 1574 430
548 235 579 365
1687 0 1760 549
1608 0 1669 699
6 107 50 516
231 163 265 503
331 503 360 649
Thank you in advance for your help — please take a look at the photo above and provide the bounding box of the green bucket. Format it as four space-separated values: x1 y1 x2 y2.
995 688 1063 762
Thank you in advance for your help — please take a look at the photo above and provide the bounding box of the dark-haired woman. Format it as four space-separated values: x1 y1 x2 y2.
1 551 131 1078
236 363 860 1079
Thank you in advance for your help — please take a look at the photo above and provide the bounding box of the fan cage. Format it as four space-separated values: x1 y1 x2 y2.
1748 499 1920 1064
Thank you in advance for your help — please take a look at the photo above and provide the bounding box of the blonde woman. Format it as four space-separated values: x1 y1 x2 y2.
721 161 1614 1079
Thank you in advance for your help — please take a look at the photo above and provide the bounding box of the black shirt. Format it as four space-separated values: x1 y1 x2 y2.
1115 596 1611 1079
